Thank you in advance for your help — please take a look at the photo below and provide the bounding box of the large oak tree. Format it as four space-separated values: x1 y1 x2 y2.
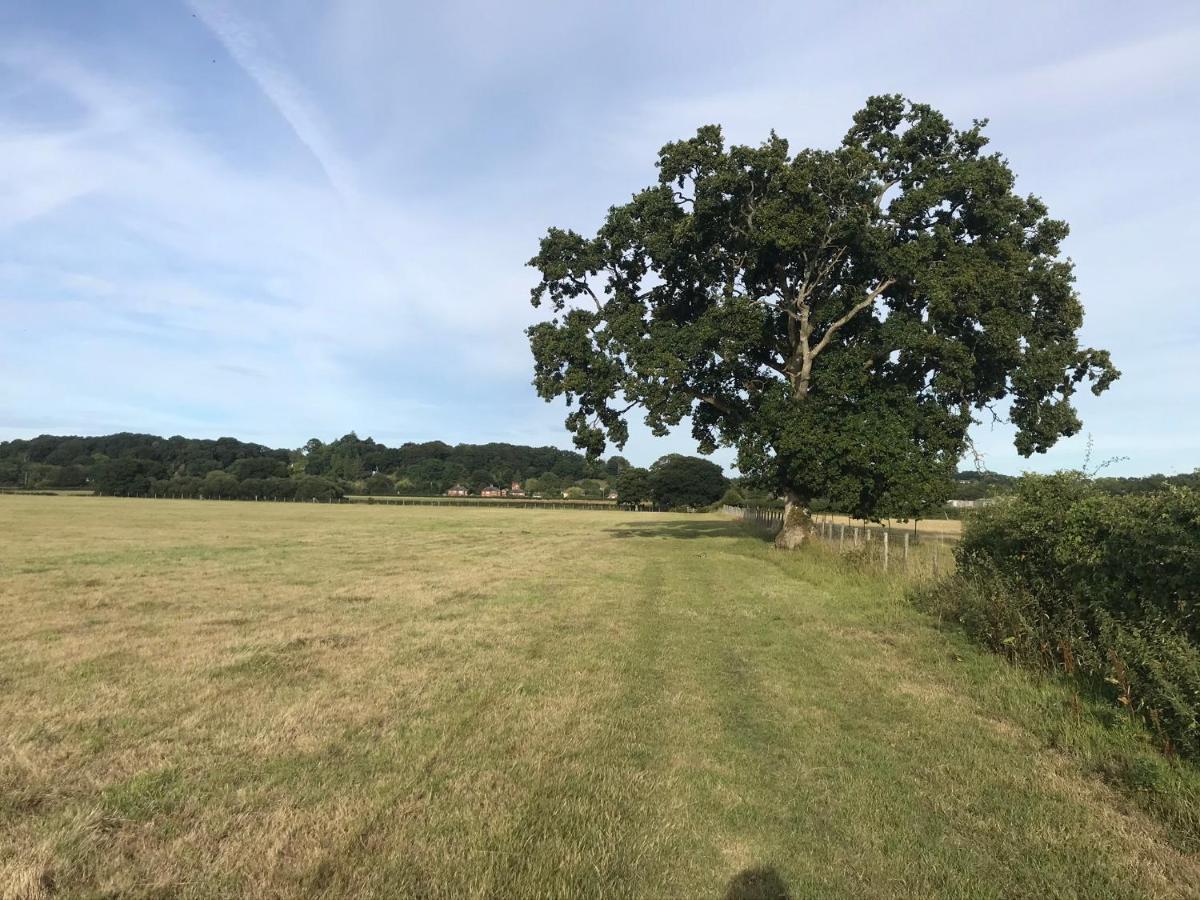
527 96 1118 547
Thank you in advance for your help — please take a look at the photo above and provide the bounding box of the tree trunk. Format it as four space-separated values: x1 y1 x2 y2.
774 488 813 550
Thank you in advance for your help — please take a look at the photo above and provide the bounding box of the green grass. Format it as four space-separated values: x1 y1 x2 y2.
1 496 1198 898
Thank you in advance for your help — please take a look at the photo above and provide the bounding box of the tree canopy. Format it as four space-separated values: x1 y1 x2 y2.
613 466 652 505
649 455 728 509
0 432 665 503
527 95 1118 545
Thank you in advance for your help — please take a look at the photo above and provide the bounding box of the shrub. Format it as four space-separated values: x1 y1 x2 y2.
717 486 744 507
293 476 343 502
364 473 395 496
917 473 1200 757
649 455 727 509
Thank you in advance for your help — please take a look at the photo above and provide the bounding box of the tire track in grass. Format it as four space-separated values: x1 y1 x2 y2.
659 543 859 897
472 552 678 897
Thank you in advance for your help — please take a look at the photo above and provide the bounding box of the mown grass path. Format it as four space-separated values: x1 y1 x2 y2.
1 497 1197 898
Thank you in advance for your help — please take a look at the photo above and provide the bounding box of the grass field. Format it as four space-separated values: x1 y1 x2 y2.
2 496 1198 898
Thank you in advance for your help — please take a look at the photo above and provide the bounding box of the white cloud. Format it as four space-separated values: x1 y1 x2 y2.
0 36 549 448
1 2 1197 475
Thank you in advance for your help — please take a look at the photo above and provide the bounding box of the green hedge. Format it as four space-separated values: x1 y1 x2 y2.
917 473 1200 757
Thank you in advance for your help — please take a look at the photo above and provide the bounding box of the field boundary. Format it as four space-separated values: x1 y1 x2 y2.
3 490 675 512
723 505 958 576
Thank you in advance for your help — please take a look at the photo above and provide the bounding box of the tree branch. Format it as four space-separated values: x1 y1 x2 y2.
809 278 895 360
875 179 900 209
571 277 604 312
684 389 733 415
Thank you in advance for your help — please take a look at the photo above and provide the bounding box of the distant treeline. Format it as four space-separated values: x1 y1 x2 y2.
952 468 1200 501
0 432 728 507
1 432 1192 506
0 432 636 500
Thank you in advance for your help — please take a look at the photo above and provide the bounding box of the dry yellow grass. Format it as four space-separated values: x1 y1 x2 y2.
1 496 1197 898
816 511 965 536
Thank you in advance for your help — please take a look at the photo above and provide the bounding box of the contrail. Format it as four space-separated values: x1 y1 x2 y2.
187 0 360 207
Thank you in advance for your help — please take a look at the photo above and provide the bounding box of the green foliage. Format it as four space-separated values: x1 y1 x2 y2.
0 433 635 500
363 473 395 496
203 470 240 499
649 455 728 509
293 476 343 502
468 468 496 491
0 458 22 485
526 96 1117 520
530 472 565 497
605 455 631 476
228 457 289 480
93 457 160 496
918 473 1200 757
575 478 608 499
1094 469 1200 496
613 467 652 505
718 485 744 507
953 469 1017 501
45 464 88 488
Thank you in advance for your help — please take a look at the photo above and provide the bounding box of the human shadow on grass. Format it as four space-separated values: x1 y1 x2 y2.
603 520 757 541
724 866 792 900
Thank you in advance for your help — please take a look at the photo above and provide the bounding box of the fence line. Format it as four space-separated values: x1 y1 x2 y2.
75 492 669 513
722 505 957 577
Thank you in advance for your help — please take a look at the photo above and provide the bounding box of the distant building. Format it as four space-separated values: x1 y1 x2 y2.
508 481 526 497
946 498 997 509
446 484 469 497
480 485 506 498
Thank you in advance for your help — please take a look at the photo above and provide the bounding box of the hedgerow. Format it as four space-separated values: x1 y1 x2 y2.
916 473 1200 757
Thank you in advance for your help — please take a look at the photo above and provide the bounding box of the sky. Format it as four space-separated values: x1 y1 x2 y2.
0 1 1197 476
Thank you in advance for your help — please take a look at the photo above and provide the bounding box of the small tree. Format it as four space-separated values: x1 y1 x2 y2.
576 478 607 499
203 470 239 499
719 485 744 507
527 96 1117 547
294 475 343 502
650 455 728 509
364 473 395 496
605 455 631 477
614 467 653 505
534 471 565 497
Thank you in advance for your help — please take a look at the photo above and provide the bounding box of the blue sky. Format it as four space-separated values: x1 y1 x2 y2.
0 1 1197 476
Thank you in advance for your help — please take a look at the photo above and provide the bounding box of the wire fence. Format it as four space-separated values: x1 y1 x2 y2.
722 505 958 578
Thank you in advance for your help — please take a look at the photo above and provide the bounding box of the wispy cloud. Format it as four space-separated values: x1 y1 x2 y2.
187 0 362 207
0 35 546 447
0 1 1197 473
